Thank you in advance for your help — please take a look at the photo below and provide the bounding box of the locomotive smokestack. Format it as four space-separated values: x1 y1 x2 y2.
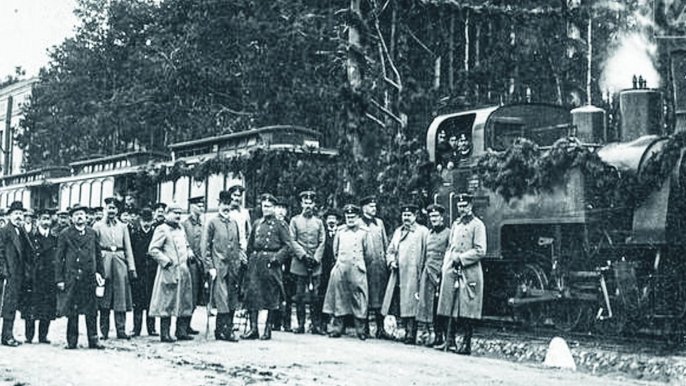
671 50 686 133
618 79 663 141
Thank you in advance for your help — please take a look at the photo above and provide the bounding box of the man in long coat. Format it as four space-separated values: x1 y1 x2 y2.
359 196 391 339
130 208 158 336
202 191 244 341
322 204 371 340
148 202 195 342
242 193 306 341
415 204 450 347
21 208 58 344
93 197 137 339
55 205 105 349
318 208 339 333
436 193 486 355
0 201 32 347
382 203 429 345
181 195 205 336
289 190 326 335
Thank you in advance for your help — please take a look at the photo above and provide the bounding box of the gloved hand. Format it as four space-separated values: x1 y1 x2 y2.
56 282 65 291
129 270 138 281
208 268 217 280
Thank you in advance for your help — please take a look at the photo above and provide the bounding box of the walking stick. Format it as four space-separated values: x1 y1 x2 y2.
205 277 215 340
444 265 462 352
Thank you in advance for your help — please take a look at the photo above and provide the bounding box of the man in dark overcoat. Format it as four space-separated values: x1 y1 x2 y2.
21 208 57 344
317 208 339 333
0 201 32 347
130 208 158 336
242 193 306 341
55 205 105 349
181 195 205 336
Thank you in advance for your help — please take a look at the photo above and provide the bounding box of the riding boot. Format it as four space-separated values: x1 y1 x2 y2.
86 315 104 349
434 319 456 351
294 304 306 334
241 311 259 340
431 316 445 347
132 309 143 337
175 316 193 340
1 317 20 347
99 309 111 339
66 316 78 349
160 317 175 343
456 319 473 355
114 311 130 339
38 320 51 343
146 316 158 336
282 303 292 332
260 311 272 340
25 319 36 343
311 309 324 335
375 312 393 340
225 310 238 342
215 313 228 340
403 318 416 345
354 318 367 340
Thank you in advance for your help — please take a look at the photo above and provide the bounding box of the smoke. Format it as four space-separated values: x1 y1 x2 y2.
599 32 660 93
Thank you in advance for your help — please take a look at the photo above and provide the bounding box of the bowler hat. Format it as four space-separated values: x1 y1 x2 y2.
218 191 232 204
69 205 88 216
7 201 25 214
323 208 341 219
139 207 153 222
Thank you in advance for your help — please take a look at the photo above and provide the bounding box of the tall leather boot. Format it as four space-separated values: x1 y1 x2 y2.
160 317 175 343
310 306 324 335
1 317 19 347
215 313 227 340
66 316 79 349
328 317 342 338
86 315 104 349
175 316 193 340
431 316 445 348
115 311 130 339
99 309 111 339
456 319 473 355
25 319 36 343
132 309 143 337
146 315 158 336
241 311 259 340
354 318 367 340
282 303 292 332
403 318 416 345
294 304 306 334
374 312 393 340
260 311 272 340
434 319 456 351
225 310 238 342
38 320 51 344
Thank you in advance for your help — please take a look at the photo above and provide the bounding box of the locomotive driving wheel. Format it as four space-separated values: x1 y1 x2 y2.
549 277 588 332
512 263 549 328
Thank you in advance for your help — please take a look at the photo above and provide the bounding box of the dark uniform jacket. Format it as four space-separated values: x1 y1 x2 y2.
21 228 57 320
0 223 32 319
55 226 104 317
131 225 156 310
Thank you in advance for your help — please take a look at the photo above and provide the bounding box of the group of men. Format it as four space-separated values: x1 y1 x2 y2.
0 182 486 355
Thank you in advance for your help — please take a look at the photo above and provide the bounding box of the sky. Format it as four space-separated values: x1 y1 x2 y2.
0 0 78 78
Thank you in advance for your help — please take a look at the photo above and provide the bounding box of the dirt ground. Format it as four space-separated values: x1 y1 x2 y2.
0 309 673 386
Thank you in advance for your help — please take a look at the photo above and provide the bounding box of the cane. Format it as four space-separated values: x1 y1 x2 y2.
205 277 215 340
0 278 5 313
444 266 462 352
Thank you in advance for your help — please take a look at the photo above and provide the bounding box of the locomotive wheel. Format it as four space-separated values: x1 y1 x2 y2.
550 300 587 332
512 263 549 328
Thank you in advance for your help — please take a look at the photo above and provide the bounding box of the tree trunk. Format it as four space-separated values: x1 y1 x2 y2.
346 0 364 160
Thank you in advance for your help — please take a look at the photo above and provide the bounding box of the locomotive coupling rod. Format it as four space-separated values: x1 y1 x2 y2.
508 291 561 307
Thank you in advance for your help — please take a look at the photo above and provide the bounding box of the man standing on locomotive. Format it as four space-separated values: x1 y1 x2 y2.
382 203 429 345
435 193 486 355
416 204 450 347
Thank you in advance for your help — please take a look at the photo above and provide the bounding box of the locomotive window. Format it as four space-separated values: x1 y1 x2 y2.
492 121 571 151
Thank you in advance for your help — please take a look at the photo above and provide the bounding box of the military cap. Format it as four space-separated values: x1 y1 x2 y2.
259 193 277 204
188 195 205 205
69 205 88 216
227 183 245 194
103 197 119 205
24 209 35 218
299 190 316 200
456 193 473 205
400 203 419 213
323 208 341 219
275 196 289 207
359 195 377 207
36 208 56 217
152 202 167 211
426 204 445 215
7 201 25 214
218 190 232 204
139 207 153 222
57 209 69 216
343 204 360 215
165 202 183 213
92 206 103 212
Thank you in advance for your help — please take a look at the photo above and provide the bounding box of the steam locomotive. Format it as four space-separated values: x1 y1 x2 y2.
426 51 686 337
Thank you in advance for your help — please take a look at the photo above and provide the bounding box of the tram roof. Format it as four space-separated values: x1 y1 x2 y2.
169 125 321 150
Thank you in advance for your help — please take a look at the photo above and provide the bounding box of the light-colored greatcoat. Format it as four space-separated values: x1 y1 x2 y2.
322 222 371 319
289 214 325 277
436 215 486 320
92 219 136 312
381 223 429 318
201 214 242 312
361 216 388 310
415 226 450 323
147 223 194 317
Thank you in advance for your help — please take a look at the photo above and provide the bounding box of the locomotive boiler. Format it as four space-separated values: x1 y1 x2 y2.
426 52 686 337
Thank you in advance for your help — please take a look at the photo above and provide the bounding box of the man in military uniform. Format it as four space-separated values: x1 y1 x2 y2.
93 197 137 339
289 191 326 334
202 191 244 341
130 208 158 336
416 204 450 347
92 207 104 224
435 193 486 355
55 209 71 234
22 208 58 344
181 195 205 336
55 205 105 350
152 202 167 225
0 202 31 347
272 197 293 331
322 204 371 340
23 209 36 236
359 195 391 339
382 203 429 345
242 193 306 341
148 202 195 342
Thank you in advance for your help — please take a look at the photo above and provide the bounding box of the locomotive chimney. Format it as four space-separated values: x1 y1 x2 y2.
571 105 606 143
618 77 663 141
671 50 686 133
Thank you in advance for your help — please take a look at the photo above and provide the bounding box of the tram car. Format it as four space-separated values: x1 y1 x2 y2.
426 56 686 336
